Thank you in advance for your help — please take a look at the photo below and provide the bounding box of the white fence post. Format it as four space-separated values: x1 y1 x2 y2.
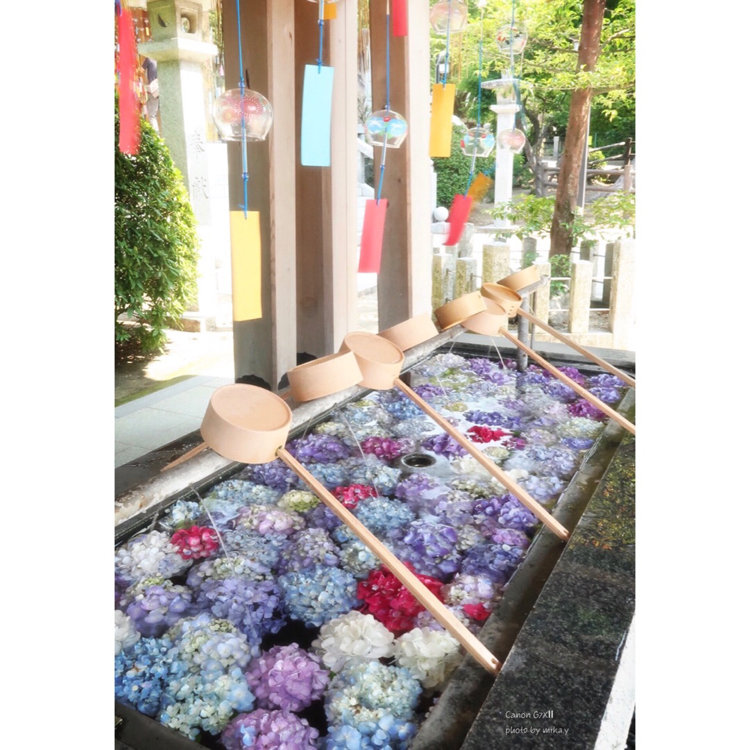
609 239 636 350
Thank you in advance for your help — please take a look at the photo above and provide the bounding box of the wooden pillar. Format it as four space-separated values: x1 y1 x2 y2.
224 0 297 390
295 0 358 355
370 0 432 329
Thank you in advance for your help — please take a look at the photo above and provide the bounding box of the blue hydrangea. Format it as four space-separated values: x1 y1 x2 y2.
460 542 525 584
305 461 350 489
355 496 416 539
396 520 462 580
222 529 289 570
157 500 203 532
324 716 418 749
377 390 424 420
277 528 340 574
339 540 379 579
125 581 196 638
115 635 178 716
240 460 300 492
280 565 360 627
186 554 272 589
341 455 402 495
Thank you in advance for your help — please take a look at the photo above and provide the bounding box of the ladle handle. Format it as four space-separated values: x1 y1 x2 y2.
499 327 636 435
160 441 209 472
393 380 569 541
515 308 635 389
276 447 501 675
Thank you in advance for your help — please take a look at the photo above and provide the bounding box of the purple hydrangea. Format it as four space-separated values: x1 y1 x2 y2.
394 472 441 503
125 582 196 638
195 577 285 647
240 460 300 492
460 542 525 584
235 505 305 537
221 709 320 750
421 431 467 458
361 436 414 462
557 366 587 385
413 383 446 401
588 373 626 389
568 398 606 420
562 436 595 451
463 410 522 431
589 386 623 404
286 433 352 464
397 521 462 580
520 473 566 501
544 379 578 402
245 644 328 712
304 502 342 532
497 496 540 533
490 527 531 549
277 528 339 574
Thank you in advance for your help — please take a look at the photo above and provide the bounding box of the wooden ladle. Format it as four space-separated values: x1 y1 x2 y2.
200 383 501 674
338 331 569 541
450 291 635 435
491 268 635 389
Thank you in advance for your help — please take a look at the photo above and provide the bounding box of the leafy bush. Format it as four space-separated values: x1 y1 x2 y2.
548 253 571 297
433 127 494 208
115 98 199 361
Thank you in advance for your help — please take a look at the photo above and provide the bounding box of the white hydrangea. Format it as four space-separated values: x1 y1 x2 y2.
394 627 463 689
312 611 395 672
115 610 140 655
115 530 189 582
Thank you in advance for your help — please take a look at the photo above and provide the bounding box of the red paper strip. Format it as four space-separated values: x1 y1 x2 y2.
392 0 408 36
444 194 473 246
358 199 389 273
117 7 141 155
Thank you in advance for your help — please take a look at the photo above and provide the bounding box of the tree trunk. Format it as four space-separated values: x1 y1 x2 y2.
549 0 606 256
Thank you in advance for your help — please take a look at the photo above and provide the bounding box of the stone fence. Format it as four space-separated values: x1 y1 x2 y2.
431 226 635 351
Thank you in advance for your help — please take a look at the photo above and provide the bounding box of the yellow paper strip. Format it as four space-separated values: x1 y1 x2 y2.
429 83 456 158
323 3 337 20
229 210 262 321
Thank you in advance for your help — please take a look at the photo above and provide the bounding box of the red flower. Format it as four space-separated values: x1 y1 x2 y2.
170 525 219 560
467 425 510 443
333 484 377 510
462 602 491 621
357 564 445 634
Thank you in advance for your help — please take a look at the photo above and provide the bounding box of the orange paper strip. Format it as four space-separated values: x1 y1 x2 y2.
468 173 492 202
358 199 388 273
429 83 456 158
229 211 263 321
323 3 337 20
445 194 473 246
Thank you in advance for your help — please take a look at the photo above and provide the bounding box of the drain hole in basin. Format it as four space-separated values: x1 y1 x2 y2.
401 452 436 469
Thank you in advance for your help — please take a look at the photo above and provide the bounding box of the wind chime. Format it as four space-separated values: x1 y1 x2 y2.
358 0 409 274
115 0 141 155
496 0 527 154
212 0 274 323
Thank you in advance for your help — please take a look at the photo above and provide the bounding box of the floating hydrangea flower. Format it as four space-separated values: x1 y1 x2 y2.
186 555 271 588
304 502 342 532
280 565 360 627
235 505 305 537
324 718 418 750
522 428 559 447
325 661 422 731
222 529 289 570
390 416 435 440
305 461 350 489
543 379 577 402
340 455 402 495
394 627 462 688
170 525 220 561
115 610 141 655
520 473 566 501
460 542 525 584
463 410 521 430
589 386 623 404
125 581 196 638
397 521 462 580
431 492 474 527
422 432 467 459
278 528 339 573
378 390 424 420
333 483 377 509
115 635 177 716
287 433 352 463
588 373 626 389
562 436 595 451
467 425 510 443
394 472 441 503
339 540 379 579
358 564 444 635
221 709 319 750
557 366 587 385
195 577 285 647
568 398 606 421
160 669 255 739
413 383 446 401
208 478 282 508
115 530 192 585
241 460 300 492
442 573 498 610
456 523 485 551
484 445 511 463
157 500 203 532
490 527 531 550
361 436 414 462
245 644 328 712
277 489 320 513
445 400 468 412
557 416 605 439
355 496 416 540
312 611 395 672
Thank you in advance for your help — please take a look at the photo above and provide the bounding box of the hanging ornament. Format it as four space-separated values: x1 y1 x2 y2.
496 23 528 55
213 89 273 142
305 0 339 20
365 109 408 149
429 0 468 34
392 0 408 36
460 127 495 158
116 3 141 155
498 128 526 153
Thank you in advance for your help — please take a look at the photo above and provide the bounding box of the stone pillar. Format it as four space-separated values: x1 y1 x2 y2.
140 0 220 328
568 260 593 334
533 261 551 325
609 239 635 350
482 242 511 284
522 236 538 264
432 253 456 310
455 257 477 296
457 223 474 258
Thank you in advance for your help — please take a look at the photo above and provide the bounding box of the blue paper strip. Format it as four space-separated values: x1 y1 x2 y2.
301 64 334 167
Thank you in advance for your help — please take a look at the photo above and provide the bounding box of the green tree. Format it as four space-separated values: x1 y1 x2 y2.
115 98 199 361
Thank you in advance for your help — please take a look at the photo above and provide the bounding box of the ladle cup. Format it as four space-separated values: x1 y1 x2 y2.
379 313 440 352
444 289 636 435
488 272 635 389
339 331 569 541
200 383 501 675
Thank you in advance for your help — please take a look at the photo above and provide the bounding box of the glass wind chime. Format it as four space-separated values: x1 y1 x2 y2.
211 0 274 322
358 0 408 274
496 0 527 154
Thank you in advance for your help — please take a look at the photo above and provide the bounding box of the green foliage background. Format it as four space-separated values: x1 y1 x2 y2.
434 127 495 208
115 99 199 360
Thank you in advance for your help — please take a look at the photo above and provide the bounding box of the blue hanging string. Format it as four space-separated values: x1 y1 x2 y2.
442 0 453 87
465 5 486 196
317 0 325 71
376 1 392 204
235 0 249 217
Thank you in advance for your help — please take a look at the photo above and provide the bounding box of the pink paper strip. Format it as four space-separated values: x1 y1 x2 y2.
392 0 408 36
117 8 140 155
358 199 389 273
444 194 473 246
